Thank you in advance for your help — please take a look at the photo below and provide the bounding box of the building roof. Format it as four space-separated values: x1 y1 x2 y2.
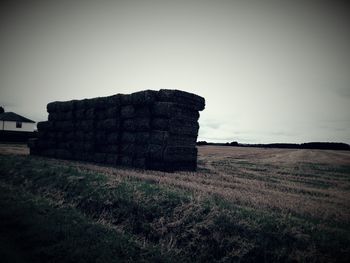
0 112 35 123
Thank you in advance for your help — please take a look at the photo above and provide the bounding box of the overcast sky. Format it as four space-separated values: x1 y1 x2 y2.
1 0 349 143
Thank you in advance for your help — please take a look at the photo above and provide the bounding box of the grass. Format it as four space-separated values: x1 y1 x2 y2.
0 146 350 262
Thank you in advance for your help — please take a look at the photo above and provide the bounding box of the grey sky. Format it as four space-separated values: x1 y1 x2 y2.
1 0 349 143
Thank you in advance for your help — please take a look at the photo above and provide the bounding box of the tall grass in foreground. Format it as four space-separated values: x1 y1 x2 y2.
0 153 349 262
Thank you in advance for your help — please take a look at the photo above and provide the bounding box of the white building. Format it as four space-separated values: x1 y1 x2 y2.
0 112 36 132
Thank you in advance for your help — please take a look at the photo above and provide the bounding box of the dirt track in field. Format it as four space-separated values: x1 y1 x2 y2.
1 144 350 222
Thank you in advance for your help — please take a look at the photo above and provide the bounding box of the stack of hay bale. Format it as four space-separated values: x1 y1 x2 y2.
29 89 205 171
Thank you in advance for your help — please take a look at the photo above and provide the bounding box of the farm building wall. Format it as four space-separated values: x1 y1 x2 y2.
28 89 205 171
2 121 36 132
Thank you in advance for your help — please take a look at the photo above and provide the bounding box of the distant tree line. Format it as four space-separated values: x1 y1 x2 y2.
197 141 350 151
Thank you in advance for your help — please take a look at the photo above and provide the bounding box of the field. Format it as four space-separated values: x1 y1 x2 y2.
0 144 349 262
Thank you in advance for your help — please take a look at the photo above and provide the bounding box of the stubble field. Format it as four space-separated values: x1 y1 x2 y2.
0 144 349 262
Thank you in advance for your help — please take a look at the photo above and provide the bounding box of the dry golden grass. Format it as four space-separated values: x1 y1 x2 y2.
2 144 350 223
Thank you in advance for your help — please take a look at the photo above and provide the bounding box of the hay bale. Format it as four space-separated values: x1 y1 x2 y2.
62 111 74 120
47 102 58 113
120 94 132 105
75 99 87 110
157 89 205 111
102 145 118 153
151 118 199 136
133 158 147 168
85 108 95 120
106 132 119 144
28 138 38 149
105 154 119 165
134 145 148 158
149 131 196 147
120 144 135 155
96 119 119 131
152 102 199 120
148 144 164 160
77 120 94 131
55 121 74 132
94 153 106 163
42 149 56 158
130 90 157 105
105 94 122 108
85 98 99 109
37 130 49 139
84 142 95 152
75 131 85 141
120 132 135 143
75 109 86 119
48 112 59 121
120 156 133 166
56 132 64 141
84 132 94 141
65 131 75 141
163 147 197 162
122 118 150 132
56 149 72 160
120 105 135 119
95 131 107 144
105 106 119 118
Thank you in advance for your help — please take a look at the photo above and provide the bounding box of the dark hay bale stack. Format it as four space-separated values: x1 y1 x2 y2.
48 112 59 121
95 131 107 144
42 149 56 158
120 94 132 105
152 102 199 120
83 142 95 152
105 106 120 118
106 132 119 144
147 144 164 160
56 149 73 160
75 109 86 119
75 99 87 110
163 147 197 162
32 89 205 171
85 108 96 120
150 131 197 147
47 102 58 113
134 145 148 158
93 153 106 163
84 132 94 141
151 118 199 136
101 145 119 153
85 98 100 109
120 144 136 155
74 131 85 141
120 156 133 166
96 110 108 120
120 105 135 119
105 154 119 165
76 120 94 131
56 132 64 141
37 121 54 131
37 130 49 139
133 158 147 168
62 111 74 121
122 118 150 132
65 131 75 141
105 94 123 107
55 121 75 132
120 132 135 143
157 89 205 111
96 119 119 131
130 90 157 105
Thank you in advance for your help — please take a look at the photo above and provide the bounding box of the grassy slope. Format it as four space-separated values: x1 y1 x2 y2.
0 154 349 262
